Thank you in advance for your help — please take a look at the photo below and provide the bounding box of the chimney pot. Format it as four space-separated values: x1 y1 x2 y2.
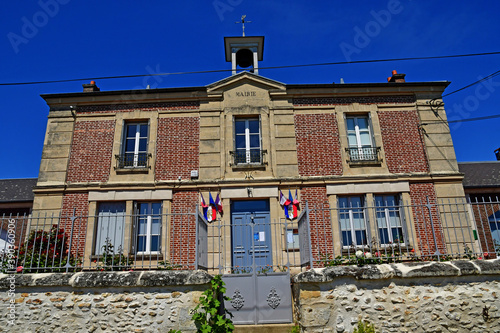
82 81 100 92
388 70 406 83
495 148 500 161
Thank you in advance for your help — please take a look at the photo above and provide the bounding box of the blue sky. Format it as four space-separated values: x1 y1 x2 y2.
1 1 499 179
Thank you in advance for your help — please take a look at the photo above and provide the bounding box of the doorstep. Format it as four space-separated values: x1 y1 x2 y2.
234 323 296 333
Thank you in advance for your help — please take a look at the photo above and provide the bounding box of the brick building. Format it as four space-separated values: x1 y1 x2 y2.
32 36 470 271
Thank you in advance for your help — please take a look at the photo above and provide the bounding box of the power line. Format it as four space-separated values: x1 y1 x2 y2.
1 51 500 87
421 113 500 126
442 69 500 98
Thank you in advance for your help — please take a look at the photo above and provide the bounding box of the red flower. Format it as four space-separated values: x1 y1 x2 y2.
484 252 489 258
478 257 483 260
410 249 415 253
16 266 23 273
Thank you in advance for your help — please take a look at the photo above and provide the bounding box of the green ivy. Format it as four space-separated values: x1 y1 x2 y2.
192 275 234 333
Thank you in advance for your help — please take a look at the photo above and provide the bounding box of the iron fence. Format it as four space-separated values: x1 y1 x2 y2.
0 196 499 273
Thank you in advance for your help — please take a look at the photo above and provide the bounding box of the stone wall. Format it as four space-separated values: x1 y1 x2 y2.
294 259 500 333
0 270 211 333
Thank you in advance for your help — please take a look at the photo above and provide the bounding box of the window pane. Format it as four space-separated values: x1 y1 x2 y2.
138 138 147 152
235 135 246 149
139 203 150 215
151 236 160 252
359 132 371 146
137 236 146 252
235 120 245 134
139 124 148 137
346 118 355 131
342 231 352 246
126 139 136 152
126 124 137 137
379 228 390 244
392 228 404 243
339 215 350 230
151 219 161 234
152 203 162 214
352 213 365 229
348 133 357 147
249 134 260 148
355 230 367 245
357 117 368 130
248 120 259 133
138 219 147 234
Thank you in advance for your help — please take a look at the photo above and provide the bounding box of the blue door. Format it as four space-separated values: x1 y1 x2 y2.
231 200 272 273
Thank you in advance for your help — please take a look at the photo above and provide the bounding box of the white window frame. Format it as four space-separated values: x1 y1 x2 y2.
234 117 261 164
123 122 149 168
375 195 406 246
286 228 300 250
346 115 376 161
135 202 161 255
338 196 369 248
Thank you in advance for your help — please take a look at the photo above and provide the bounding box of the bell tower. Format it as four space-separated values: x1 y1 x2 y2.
225 16 264 75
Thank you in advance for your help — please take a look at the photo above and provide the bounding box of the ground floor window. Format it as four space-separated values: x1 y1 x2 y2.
338 196 368 247
375 195 405 245
489 211 500 251
95 202 126 255
135 202 162 254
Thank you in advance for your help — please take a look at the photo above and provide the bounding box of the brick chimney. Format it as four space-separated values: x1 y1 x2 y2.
495 148 500 161
387 70 406 83
82 80 100 92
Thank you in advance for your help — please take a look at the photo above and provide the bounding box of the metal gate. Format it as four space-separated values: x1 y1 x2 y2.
195 202 313 325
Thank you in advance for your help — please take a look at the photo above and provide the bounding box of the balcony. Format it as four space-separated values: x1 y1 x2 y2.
115 153 151 171
345 147 381 164
230 150 267 169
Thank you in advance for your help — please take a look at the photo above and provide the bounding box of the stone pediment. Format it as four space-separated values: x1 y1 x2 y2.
206 71 286 94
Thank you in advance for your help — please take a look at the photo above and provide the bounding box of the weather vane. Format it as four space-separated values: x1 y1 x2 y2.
235 15 251 37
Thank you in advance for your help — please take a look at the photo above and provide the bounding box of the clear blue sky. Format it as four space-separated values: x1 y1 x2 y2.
1 1 499 179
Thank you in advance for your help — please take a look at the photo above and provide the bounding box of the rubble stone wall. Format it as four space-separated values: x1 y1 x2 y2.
294 259 500 333
0 270 211 333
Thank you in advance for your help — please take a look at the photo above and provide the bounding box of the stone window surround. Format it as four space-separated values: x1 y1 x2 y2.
83 189 172 267
327 181 415 254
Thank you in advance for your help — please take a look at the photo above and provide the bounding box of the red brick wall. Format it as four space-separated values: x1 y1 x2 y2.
295 114 343 177
300 186 332 262
155 117 200 181
169 190 198 268
60 192 89 257
67 120 115 183
378 110 429 174
409 183 446 256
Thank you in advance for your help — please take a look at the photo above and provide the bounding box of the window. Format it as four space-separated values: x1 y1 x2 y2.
234 118 262 165
489 211 500 250
286 228 299 250
135 202 162 254
375 195 405 245
95 202 126 255
120 122 149 168
338 196 368 247
345 115 378 162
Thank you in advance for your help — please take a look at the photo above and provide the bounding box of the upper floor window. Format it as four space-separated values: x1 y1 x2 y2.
338 196 368 247
233 118 263 165
345 115 380 163
375 195 405 245
117 122 149 168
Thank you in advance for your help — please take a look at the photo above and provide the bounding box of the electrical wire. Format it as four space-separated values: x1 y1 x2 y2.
421 113 500 126
1 51 500 87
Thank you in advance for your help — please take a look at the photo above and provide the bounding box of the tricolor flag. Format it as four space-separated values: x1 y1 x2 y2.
279 190 287 206
201 193 209 221
292 189 300 219
287 190 295 220
215 194 223 213
207 192 217 222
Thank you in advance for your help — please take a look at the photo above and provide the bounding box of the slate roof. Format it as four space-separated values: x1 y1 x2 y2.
458 162 500 188
0 178 37 203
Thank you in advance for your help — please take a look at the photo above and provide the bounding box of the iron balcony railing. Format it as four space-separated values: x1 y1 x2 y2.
115 153 151 169
345 146 381 163
230 149 267 166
